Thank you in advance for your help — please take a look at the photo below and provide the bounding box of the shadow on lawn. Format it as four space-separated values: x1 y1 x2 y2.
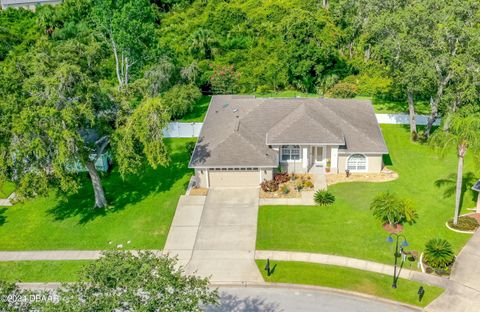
434 172 478 211
0 208 7 226
47 142 193 224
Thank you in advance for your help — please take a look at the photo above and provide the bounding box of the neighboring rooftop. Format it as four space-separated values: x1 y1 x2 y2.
189 95 388 168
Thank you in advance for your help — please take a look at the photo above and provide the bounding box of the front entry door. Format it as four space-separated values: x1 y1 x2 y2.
315 147 324 165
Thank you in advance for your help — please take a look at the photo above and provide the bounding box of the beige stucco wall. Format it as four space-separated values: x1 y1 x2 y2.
260 168 273 181
338 154 384 173
280 162 306 174
194 169 209 188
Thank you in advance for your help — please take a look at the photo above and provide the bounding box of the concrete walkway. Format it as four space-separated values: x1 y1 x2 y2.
163 195 206 267
185 188 263 283
425 231 480 312
256 250 449 288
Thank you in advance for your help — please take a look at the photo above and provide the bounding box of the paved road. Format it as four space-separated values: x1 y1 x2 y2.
205 287 417 312
186 188 263 283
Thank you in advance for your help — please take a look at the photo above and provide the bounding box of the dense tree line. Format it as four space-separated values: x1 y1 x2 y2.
0 0 478 208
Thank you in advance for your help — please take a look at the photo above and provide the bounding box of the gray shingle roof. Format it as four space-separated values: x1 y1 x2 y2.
189 96 388 168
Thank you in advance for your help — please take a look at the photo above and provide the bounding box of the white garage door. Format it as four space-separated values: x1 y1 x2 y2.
209 169 260 187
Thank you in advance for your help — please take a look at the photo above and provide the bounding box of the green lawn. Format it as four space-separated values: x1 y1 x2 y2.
357 96 431 115
256 260 444 307
0 181 15 199
178 96 211 122
0 261 89 282
257 125 476 264
0 138 195 250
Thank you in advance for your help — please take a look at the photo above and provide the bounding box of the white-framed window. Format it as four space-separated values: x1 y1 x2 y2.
281 145 301 162
347 154 367 171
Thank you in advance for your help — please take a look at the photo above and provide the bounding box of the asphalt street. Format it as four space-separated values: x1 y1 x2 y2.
205 286 417 312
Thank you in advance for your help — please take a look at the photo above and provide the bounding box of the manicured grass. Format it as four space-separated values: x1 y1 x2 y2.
179 96 211 122
256 260 444 307
254 90 320 98
257 125 475 264
0 261 90 282
357 96 431 115
0 181 15 199
0 138 195 250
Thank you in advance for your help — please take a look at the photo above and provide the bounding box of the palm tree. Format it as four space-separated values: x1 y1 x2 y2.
430 110 480 225
189 29 216 59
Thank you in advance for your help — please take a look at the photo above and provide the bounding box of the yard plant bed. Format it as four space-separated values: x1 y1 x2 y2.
0 138 196 250
447 215 479 232
326 170 398 186
257 125 474 265
260 174 314 198
256 260 444 307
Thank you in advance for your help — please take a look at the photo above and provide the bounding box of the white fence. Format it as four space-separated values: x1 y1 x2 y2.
163 114 440 138
163 122 203 138
375 114 441 126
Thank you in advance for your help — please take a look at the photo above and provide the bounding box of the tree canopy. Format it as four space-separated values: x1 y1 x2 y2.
0 0 479 207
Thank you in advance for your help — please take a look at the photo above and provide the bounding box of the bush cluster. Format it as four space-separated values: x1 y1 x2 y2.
423 238 455 272
326 82 357 98
314 190 335 206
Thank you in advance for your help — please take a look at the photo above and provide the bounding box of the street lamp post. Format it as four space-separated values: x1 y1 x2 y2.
386 233 409 288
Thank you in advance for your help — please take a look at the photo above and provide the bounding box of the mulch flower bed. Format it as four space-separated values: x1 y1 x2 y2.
383 223 404 234
326 168 399 186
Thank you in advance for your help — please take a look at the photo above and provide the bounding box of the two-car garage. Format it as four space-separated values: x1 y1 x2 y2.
195 168 267 188
208 168 260 188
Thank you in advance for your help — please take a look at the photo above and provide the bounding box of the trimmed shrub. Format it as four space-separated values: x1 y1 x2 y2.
261 179 278 192
448 216 479 231
274 172 290 184
326 82 357 98
295 180 303 191
303 180 314 189
423 238 455 271
280 184 290 194
370 192 417 226
314 190 335 206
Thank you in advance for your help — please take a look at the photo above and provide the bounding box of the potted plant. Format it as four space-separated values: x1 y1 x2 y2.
325 160 331 173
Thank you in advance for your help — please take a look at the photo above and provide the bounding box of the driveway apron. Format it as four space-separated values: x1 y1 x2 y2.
186 188 263 283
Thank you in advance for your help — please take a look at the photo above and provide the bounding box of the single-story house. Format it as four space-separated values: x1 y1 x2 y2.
189 95 388 188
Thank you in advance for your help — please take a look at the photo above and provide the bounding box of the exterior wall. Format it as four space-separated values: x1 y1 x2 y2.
260 168 273 182
280 162 306 174
194 169 209 188
338 154 384 173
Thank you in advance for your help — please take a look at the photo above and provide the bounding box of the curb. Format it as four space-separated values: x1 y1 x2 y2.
211 282 422 311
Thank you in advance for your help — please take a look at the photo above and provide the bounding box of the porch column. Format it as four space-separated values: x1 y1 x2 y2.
302 146 308 171
331 146 338 173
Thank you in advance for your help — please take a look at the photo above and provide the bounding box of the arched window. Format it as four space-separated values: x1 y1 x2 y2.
347 154 367 171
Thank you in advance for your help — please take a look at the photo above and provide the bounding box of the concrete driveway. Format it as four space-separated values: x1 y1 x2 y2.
186 188 263 283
